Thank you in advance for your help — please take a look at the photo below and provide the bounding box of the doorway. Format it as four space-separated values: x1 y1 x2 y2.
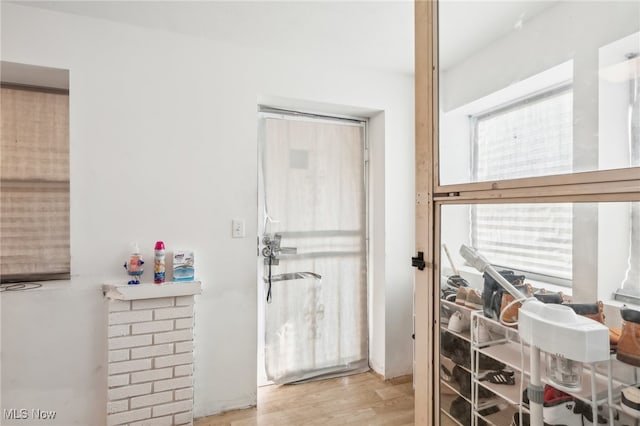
257 107 369 386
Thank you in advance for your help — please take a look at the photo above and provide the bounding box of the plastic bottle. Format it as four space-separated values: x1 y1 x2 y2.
154 241 166 284
125 243 144 285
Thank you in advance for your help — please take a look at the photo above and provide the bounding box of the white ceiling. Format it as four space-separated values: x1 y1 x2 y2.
18 0 415 75
12 0 558 75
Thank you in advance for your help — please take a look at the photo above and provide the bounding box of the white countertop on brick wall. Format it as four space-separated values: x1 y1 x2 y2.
103 281 202 301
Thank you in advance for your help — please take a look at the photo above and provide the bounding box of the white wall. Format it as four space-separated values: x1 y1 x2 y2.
438 2 638 302
0 4 414 424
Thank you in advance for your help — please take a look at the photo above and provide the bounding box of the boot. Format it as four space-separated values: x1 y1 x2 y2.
616 308 640 367
564 301 618 348
500 284 533 325
609 327 621 349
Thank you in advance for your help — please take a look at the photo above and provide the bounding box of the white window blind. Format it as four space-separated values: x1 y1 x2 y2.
471 86 574 282
0 86 70 282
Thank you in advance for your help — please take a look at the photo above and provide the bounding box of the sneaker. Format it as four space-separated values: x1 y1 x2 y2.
478 353 506 371
440 364 452 382
512 412 555 426
544 384 574 405
441 287 457 302
449 397 489 425
474 319 491 343
543 386 583 426
452 365 471 397
580 402 608 425
621 385 640 418
479 369 515 385
465 288 483 309
449 396 470 425
447 275 469 289
448 311 469 333
455 287 468 306
440 331 458 359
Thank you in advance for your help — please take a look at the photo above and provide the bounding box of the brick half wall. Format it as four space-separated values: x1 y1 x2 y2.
107 295 195 426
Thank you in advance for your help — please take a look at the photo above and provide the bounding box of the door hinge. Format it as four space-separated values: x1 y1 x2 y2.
411 251 426 270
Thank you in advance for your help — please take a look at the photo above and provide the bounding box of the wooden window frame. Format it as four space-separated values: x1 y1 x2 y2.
414 1 640 424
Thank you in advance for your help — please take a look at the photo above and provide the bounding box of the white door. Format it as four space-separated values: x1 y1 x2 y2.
258 109 368 384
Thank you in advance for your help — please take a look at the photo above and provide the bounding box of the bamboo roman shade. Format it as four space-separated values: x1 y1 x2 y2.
1 86 70 282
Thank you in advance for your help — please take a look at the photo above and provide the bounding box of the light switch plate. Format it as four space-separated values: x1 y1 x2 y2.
232 219 245 238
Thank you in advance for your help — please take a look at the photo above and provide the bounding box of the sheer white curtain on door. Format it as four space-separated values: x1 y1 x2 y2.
259 113 368 384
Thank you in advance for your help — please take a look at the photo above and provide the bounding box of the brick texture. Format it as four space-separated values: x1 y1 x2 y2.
154 330 192 345
173 411 193 425
130 416 174 426
131 368 173 384
107 295 195 426
152 400 193 417
107 407 151 426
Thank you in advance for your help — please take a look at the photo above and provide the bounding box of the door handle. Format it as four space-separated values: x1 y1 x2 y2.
265 272 322 283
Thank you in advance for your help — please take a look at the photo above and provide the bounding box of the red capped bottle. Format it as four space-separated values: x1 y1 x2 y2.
154 241 166 284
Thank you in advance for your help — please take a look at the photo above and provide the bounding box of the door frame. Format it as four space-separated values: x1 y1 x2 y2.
256 106 370 386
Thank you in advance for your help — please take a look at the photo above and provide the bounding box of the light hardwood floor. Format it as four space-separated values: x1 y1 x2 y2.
194 372 414 426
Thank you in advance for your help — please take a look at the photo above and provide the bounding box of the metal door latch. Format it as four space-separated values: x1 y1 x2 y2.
262 233 297 265
411 251 426 270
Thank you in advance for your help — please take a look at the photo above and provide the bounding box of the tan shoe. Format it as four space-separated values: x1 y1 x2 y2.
499 284 533 326
617 308 640 367
464 288 483 310
454 287 468 306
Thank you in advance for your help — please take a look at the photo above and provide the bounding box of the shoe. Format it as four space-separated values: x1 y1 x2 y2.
455 287 468 306
465 288 483 309
440 331 459 359
543 385 583 426
448 311 469 333
533 289 564 304
544 384 573 405
564 301 605 323
452 365 471 397
449 341 470 368
617 308 640 367
442 332 471 368
609 327 621 349
474 319 491 343
440 365 452 382
511 412 555 426
479 370 515 385
478 353 506 371
565 301 620 348
441 286 457 302
447 275 469 289
621 385 640 418
580 402 608 425
500 284 533 325
483 269 526 319
449 396 470 425
440 355 456 382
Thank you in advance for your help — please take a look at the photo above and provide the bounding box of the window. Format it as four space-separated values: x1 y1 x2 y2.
0 85 70 283
615 55 640 301
470 86 574 283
